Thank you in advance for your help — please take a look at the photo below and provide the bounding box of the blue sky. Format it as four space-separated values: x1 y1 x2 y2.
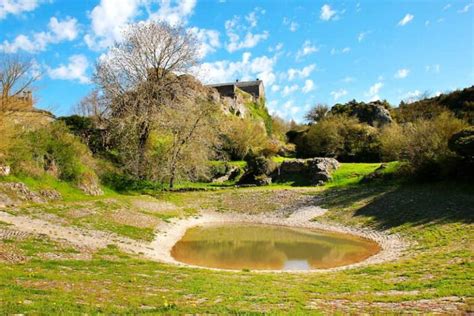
1 0 473 121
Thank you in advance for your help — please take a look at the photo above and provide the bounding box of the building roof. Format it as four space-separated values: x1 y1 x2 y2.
206 79 263 88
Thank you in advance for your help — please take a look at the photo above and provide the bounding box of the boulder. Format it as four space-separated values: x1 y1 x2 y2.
449 127 474 160
78 173 104 196
0 182 44 203
212 166 242 183
274 157 340 185
39 189 62 200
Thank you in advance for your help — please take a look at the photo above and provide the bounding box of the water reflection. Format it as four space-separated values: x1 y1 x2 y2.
171 224 380 270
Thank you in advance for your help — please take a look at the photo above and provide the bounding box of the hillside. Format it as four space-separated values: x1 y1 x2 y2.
396 86 474 123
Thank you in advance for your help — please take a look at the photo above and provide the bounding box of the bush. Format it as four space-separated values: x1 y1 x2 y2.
379 112 467 177
7 121 98 184
221 117 268 160
301 115 380 162
448 126 474 160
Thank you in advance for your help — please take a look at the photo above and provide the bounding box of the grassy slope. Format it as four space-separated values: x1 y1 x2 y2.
0 164 473 314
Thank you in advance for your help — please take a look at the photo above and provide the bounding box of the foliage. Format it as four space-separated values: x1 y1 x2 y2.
300 115 381 162
150 98 220 188
6 121 98 184
395 86 474 124
59 115 107 154
448 126 474 159
246 97 273 135
330 99 393 126
305 103 329 123
244 151 276 176
221 117 269 160
94 21 198 179
379 112 467 177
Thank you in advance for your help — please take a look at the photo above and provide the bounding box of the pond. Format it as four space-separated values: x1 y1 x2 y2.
171 223 381 271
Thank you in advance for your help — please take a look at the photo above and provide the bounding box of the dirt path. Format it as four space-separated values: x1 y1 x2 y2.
0 211 158 259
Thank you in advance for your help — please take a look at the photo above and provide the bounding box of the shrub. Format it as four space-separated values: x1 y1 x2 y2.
244 152 276 176
302 115 380 162
448 126 474 160
379 112 467 177
221 117 268 160
7 121 98 183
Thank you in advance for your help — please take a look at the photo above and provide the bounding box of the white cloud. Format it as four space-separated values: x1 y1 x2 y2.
458 3 473 13
296 40 319 59
188 27 220 58
148 0 197 25
48 54 90 84
320 4 337 21
283 17 299 32
402 90 421 102
195 52 276 86
302 79 314 93
398 13 414 26
342 76 355 83
394 68 410 79
365 82 383 101
0 16 78 53
331 89 347 100
268 42 283 53
287 64 316 80
426 64 441 73
84 0 141 50
84 0 197 50
331 47 351 55
271 85 280 92
0 0 42 20
48 17 79 41
225 8 268 53
443 4 452 10
357 31 369 42
282 84 299 96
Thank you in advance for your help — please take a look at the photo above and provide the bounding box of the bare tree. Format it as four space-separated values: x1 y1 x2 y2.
94 21 199 179
74 89 107 119
157 97 219 188
305 103 330 124
0 54 40 113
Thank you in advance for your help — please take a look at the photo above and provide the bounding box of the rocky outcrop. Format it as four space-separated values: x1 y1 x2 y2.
449 127 474 160
78 173 103 196
0 182 44 208
212 165 242 183
331 100 393 127
0 182 64 208
273 158 340 185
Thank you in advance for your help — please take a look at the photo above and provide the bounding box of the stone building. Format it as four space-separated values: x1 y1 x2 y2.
207 79 265 101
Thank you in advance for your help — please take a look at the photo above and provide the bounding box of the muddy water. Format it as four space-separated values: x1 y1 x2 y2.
171 223 381 271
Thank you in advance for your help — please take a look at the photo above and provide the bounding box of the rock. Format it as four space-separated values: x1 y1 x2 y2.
0 193 16 208
255 176 272 186
78 173 104 196
39 189 62 200
0 165 10 176
448 127 474 160
0 182 44 203
361 163 387 183
330 100 393 127
212 166 241 183
274 157 340 185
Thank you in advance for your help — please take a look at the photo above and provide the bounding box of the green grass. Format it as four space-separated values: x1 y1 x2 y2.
0 179 472 314
0 174 118 202
0 163 472 313
327 162 400 188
